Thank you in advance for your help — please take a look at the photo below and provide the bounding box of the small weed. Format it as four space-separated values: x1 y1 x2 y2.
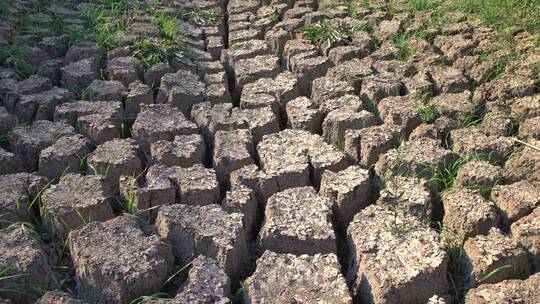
231 42 248 50
177 8 221 26
535 61 540 80
151 14 182 40
483 53 520 83
429 155 465 192
269 12 279 24
297 20 356 45
332 139 344 151
439 225 467 304
391 34 414 61
416 104 440 124
409 0 440 12
131 39 181 70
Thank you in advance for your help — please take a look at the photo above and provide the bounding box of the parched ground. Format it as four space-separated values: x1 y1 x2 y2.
0 0 539 303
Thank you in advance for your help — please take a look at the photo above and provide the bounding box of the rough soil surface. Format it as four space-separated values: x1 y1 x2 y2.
0 0 539 303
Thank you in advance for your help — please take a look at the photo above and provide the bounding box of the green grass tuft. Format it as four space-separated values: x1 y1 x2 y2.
416 104 440 124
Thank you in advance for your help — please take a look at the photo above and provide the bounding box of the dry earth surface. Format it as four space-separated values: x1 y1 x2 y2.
0 0 539 303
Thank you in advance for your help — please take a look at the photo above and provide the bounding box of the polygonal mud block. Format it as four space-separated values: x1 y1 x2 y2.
156 164 220 205
375 19 402 40
311 77 355 106
234 106 280 144
239 92 280 120
125 81 153 120
234 55 280 96
509 95 540 120
38 134 92 181
511 208 540 270
491 181 540 224
291 56 333 96
376 175 434 220
224 40 270 72
518 116 540 140
69 215 174 303
504 139 540 185
206 83 232 105
328 45 368 65
257 129 348 190
409 123 441 141
172 255 231 302
132 104 199 152
430 66 471 94
455 160 503 191
156 204 248 281
106 56 142 86
285 96 323 133
10 120 75 171
42 174 115 238
464 272 540 304
167 74 205 116
86 80 125 102
375 137 454 179
150 134 205 168
0 224 52 303
442 188 500 239
360 74 402 106
229 164 279 203
434 34 477 62
54 100 124 145
403 71 433 96
14 87 75 122
322 109 378 145
0 107 16 135
0 148 22 175
260 186 336 255
3 76 52 112
344 124 400 167
144 62 174 88
321 94 364 116
64 41 104 66
372 60 416 78
378 96 422 137
61 59 99 93
86 138 142 191
36 290 83 304
0 173 46 228
429 91 474 122
282 39 317 70
213 129 255 186
243 251 352 303
462 228 529 289
319 165 372 225
191 102 248 146
328 58 373 91
347 204 448 304
222 185 258 237
449 127 514 162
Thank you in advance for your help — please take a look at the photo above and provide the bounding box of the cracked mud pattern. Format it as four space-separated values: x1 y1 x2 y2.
0 0 539 303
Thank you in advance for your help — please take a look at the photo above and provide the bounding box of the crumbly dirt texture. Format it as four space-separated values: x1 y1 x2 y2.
0 0 539 303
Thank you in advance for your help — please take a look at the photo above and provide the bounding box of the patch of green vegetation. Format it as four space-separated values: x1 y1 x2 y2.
391 33 415 61
0 42 39 78
440 227 467 304
131 39 181 70
177 8 221 26
481 53 520 83
269 12 279 24
416 104 440 124
535 61 540 80
429 155 465 193
151 14 182 40
297 20 357 45
409 0 441 12
95 19 127 50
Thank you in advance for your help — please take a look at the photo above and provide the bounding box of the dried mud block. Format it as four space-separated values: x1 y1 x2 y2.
132 104 198 152
150 134 205 168
492 181 540 224
106 56 142 86
229 164 279 203
260 186 336 255
213 129 255 186
14 87 74 123
42 174 115 238
455 160 503 191
61 59 98 93
155 204 248 281
0 173 46 228
344 124 401 167
511 208 540 271
86 80 125 102
86 138 142 191
10 120 75 171
257 129 348 189
319 165 372 224
376 175 433 220
0 224 51 303
38 134 92 181
222 186 258 237
449 127 513 163
285 96 323 133
347 204 448 304
322 108 377 145
243 251 352 304
36 290 82 304
462 228 529 288
69 215 174 303
360 74 402 106
125 81 153 120
464 273 540 304
0 148 22 175
378 96 422 137
504 139 540 186
442 188 500 239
